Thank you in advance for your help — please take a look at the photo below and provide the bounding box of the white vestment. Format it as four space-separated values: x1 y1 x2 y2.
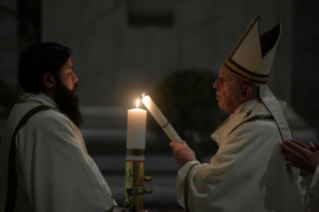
305 165 319 212
176 98 304 212
0 91 116 212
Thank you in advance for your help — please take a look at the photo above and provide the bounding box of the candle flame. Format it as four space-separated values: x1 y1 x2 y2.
142 93 145 98
136 99 140 108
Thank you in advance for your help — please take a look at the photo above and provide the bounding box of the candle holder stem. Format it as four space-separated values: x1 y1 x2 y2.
124 147 153 212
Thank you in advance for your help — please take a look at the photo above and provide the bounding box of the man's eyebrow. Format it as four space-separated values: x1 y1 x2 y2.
220 72 232 81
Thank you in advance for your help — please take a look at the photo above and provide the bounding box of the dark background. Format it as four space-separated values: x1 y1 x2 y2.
0 0 318 211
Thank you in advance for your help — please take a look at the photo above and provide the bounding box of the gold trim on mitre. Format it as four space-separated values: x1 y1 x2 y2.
223 60 269 84
223 15 280 84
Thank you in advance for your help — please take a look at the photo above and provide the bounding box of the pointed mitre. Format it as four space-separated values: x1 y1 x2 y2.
223 15 280 84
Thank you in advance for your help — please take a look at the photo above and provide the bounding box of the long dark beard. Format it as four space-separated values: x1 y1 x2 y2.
54 82 82 126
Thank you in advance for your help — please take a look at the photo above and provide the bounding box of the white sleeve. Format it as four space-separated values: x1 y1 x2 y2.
176 160 201 208
175 123 255 210
16 111 115 212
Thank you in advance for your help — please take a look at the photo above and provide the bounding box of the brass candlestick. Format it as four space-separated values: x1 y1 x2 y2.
124 149 152 212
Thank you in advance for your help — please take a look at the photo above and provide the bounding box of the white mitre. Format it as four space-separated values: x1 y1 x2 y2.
223 15 299 176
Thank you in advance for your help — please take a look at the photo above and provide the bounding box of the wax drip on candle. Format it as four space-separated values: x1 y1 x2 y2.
136 99 140 108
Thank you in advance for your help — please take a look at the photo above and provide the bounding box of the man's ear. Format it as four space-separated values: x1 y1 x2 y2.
43 73 57 89
240 85 253 101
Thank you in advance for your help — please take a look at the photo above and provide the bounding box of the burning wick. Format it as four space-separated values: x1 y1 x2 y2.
136 99 140 108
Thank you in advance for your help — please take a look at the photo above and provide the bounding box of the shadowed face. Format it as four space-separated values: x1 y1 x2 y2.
59 57 78 91
213 66 244 113
54 57 82 126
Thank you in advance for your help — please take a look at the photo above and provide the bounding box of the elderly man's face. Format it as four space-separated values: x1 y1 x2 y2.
213 66 243 113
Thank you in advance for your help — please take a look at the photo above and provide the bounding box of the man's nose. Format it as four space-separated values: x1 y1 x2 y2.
73 73 78 82
213 78 219 89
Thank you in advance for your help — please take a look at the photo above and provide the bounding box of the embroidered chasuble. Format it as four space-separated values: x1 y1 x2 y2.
176 98 304 212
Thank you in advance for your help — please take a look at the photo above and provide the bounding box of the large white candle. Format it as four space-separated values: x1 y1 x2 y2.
142 95 182 143
127 100 147 161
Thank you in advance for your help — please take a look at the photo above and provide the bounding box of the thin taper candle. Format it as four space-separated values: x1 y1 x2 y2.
141 95 182 143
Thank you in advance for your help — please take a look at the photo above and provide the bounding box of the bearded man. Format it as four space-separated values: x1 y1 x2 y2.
0 42 120 212
170 16 304 211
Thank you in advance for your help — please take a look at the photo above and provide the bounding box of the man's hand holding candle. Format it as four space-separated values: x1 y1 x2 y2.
141 94 194 165
169 141 197 166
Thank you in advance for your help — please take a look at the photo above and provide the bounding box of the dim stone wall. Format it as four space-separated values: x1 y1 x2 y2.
42 0 294 108
0 0 18 87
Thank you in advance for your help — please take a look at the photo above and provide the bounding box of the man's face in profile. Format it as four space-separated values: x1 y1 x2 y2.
59 57 78 91
213 66 243 114
54 57 82 126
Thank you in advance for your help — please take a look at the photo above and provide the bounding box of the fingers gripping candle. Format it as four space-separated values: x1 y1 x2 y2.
141 94 182 143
